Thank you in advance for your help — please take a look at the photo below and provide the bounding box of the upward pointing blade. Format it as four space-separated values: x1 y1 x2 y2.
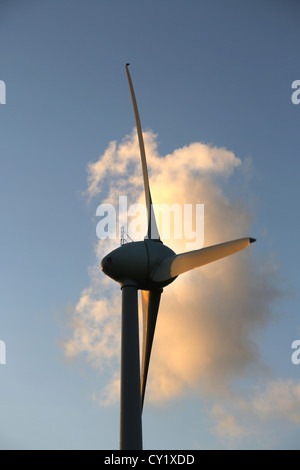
140 289 162 410
126 64 160 241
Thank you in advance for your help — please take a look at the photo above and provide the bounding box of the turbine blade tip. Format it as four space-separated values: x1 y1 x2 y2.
249 237 256 244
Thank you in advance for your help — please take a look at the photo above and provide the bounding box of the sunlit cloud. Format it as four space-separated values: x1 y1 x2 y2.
63 129 282 411
209 379 300 448
211 404 246 442
251 379 300 423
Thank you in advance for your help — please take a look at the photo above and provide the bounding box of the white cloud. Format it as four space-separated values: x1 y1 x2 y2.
63 129 282 408
209 379 300 448
251 379 300 423
211 404 246 441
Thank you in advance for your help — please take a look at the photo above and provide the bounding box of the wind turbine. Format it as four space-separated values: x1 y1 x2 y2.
100 64 256 450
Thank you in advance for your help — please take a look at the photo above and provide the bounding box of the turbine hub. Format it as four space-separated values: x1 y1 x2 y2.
101 240 177 289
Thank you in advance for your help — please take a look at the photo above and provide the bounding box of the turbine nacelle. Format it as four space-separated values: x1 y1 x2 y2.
101 240 177 290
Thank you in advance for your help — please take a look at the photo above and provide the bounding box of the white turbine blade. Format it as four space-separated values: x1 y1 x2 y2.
140 289 162 410
125 64 160 241
152 237 256 282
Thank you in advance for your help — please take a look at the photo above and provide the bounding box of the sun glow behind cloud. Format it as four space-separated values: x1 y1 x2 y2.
63 129 287 445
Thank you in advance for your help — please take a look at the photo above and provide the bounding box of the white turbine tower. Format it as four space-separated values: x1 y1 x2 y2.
100 64 256 450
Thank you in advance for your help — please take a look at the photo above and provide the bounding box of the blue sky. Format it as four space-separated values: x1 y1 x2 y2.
0 0 300 449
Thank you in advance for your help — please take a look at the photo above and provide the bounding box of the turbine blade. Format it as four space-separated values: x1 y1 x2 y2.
125 64 160 241
152 237 256 282
140 289 162 410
